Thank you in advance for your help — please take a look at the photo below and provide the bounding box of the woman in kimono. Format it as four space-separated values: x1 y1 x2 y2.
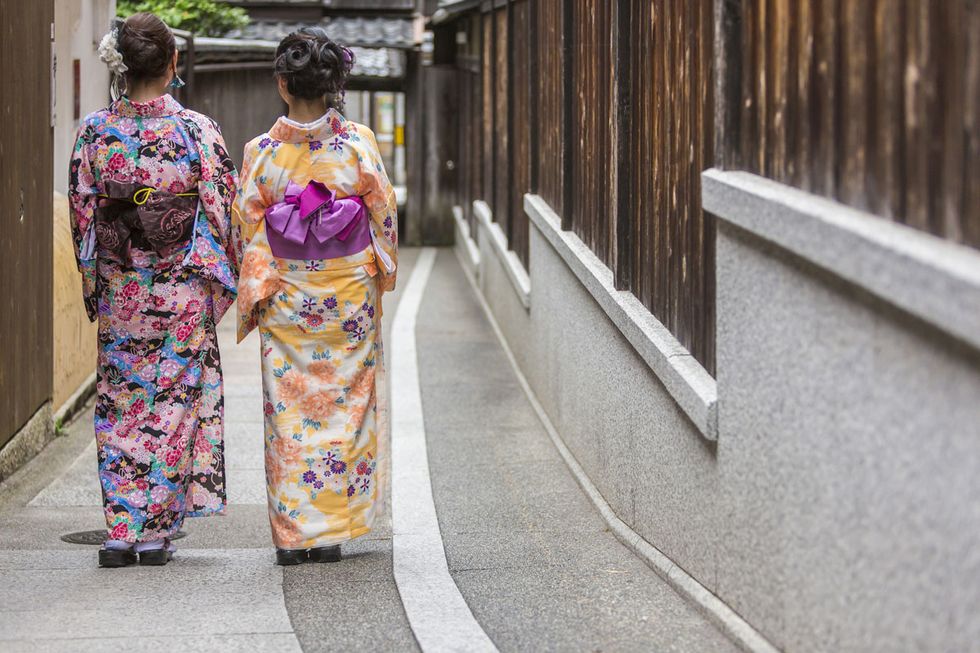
234 28 397 566
68 13 238 567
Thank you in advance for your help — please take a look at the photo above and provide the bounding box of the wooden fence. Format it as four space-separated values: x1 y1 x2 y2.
0 0 54 445
186 65 285 168
452 0 718 372
447 0 979 375
716 0 980 248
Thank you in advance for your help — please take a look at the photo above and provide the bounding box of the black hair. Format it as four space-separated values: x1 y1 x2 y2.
274 27 354 109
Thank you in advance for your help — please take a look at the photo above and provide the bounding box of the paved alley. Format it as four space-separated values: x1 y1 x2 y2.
0 249 736 652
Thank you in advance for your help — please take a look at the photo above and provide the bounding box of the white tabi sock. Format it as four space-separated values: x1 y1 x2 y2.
103 539 133 551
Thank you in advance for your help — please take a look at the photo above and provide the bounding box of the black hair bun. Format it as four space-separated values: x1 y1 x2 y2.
274 27 354 105
117 12 177 81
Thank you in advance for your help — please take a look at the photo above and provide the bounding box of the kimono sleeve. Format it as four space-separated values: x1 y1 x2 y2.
67 121 100 321
231 142 269 259
194 117 240 276
356 126 398 293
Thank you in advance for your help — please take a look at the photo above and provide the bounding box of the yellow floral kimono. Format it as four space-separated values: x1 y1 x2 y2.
233 110 397 549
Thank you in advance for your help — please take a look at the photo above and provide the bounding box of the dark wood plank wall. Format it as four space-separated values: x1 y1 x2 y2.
449 0 978 376
721 0 980 249
536 0 564 216
455 0 716 373
509 0 531 266
0 0 54 445
189 68 286 168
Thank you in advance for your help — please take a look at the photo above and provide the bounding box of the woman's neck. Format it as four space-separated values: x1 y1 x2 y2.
287 98 329 124
127 79 170 103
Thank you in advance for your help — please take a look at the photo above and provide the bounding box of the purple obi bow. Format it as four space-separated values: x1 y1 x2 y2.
264 180 371 260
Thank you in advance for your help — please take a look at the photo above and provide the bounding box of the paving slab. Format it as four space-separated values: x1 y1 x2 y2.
0 549 299 646
0 246 740 652
0 250 421 652
416 249 739 652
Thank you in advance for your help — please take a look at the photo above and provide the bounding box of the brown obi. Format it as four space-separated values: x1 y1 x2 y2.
94 180 197 263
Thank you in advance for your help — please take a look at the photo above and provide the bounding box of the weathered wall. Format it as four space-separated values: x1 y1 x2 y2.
50 0 112 415
52 193 98 411
465 191 980 651
53 0 113 195
0 0 54 450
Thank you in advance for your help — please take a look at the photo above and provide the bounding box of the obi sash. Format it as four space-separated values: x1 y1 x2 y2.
264 180 371 261
95 180 198 264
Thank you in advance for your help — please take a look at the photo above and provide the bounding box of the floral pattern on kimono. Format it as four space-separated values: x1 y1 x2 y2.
68 94 238 542
233 109 398 340
233 111 397 549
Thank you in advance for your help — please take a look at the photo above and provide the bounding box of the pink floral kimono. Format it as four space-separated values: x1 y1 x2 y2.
233 110 397 550
68 95 238 543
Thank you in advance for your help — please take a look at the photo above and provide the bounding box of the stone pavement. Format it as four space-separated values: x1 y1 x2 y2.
0 248 737 652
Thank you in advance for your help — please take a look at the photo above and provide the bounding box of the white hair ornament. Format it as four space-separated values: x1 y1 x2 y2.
98 28 128 99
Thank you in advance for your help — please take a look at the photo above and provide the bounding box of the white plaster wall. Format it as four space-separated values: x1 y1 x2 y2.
53 0 113 194
51 0 113 411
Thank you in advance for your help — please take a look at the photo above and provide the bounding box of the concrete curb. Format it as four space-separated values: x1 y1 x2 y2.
452 206 481 275
455 245 780 653
473 200 531 309
391 248 499 653
703 168 980 352
0 403 54 484
53 371 97 433
523 194 718 441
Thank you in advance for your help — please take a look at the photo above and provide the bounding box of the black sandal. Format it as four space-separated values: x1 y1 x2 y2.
138 548 173 566
308 545 341 563
276 548 308 566
98 548 137 568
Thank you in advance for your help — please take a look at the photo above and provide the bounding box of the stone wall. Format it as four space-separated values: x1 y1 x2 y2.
457 176 980 651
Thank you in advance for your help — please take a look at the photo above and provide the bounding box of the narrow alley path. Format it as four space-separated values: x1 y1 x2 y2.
0 248 736 652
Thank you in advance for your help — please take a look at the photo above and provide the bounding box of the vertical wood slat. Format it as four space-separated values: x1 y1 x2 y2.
569 0 614 268
537 0 564 215
964 0 980 246
871 0 905 219
936 0 965 241
839 0 872 210
482 12 494 214
903 0 935 232
510 0 531 266
614 0 634 291
493 8 509 228
629 0 716 372
812 0 838 197
793 0 814 190
652 0 669 322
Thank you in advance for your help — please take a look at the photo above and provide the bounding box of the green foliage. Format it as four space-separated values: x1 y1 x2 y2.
117 0 250 37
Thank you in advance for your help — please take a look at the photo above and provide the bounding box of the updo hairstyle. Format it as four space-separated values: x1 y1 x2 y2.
116 12 177 82
274 27 354 109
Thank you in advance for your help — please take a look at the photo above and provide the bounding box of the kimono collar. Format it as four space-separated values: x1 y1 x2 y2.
268 108 351 144
112 94 184 118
